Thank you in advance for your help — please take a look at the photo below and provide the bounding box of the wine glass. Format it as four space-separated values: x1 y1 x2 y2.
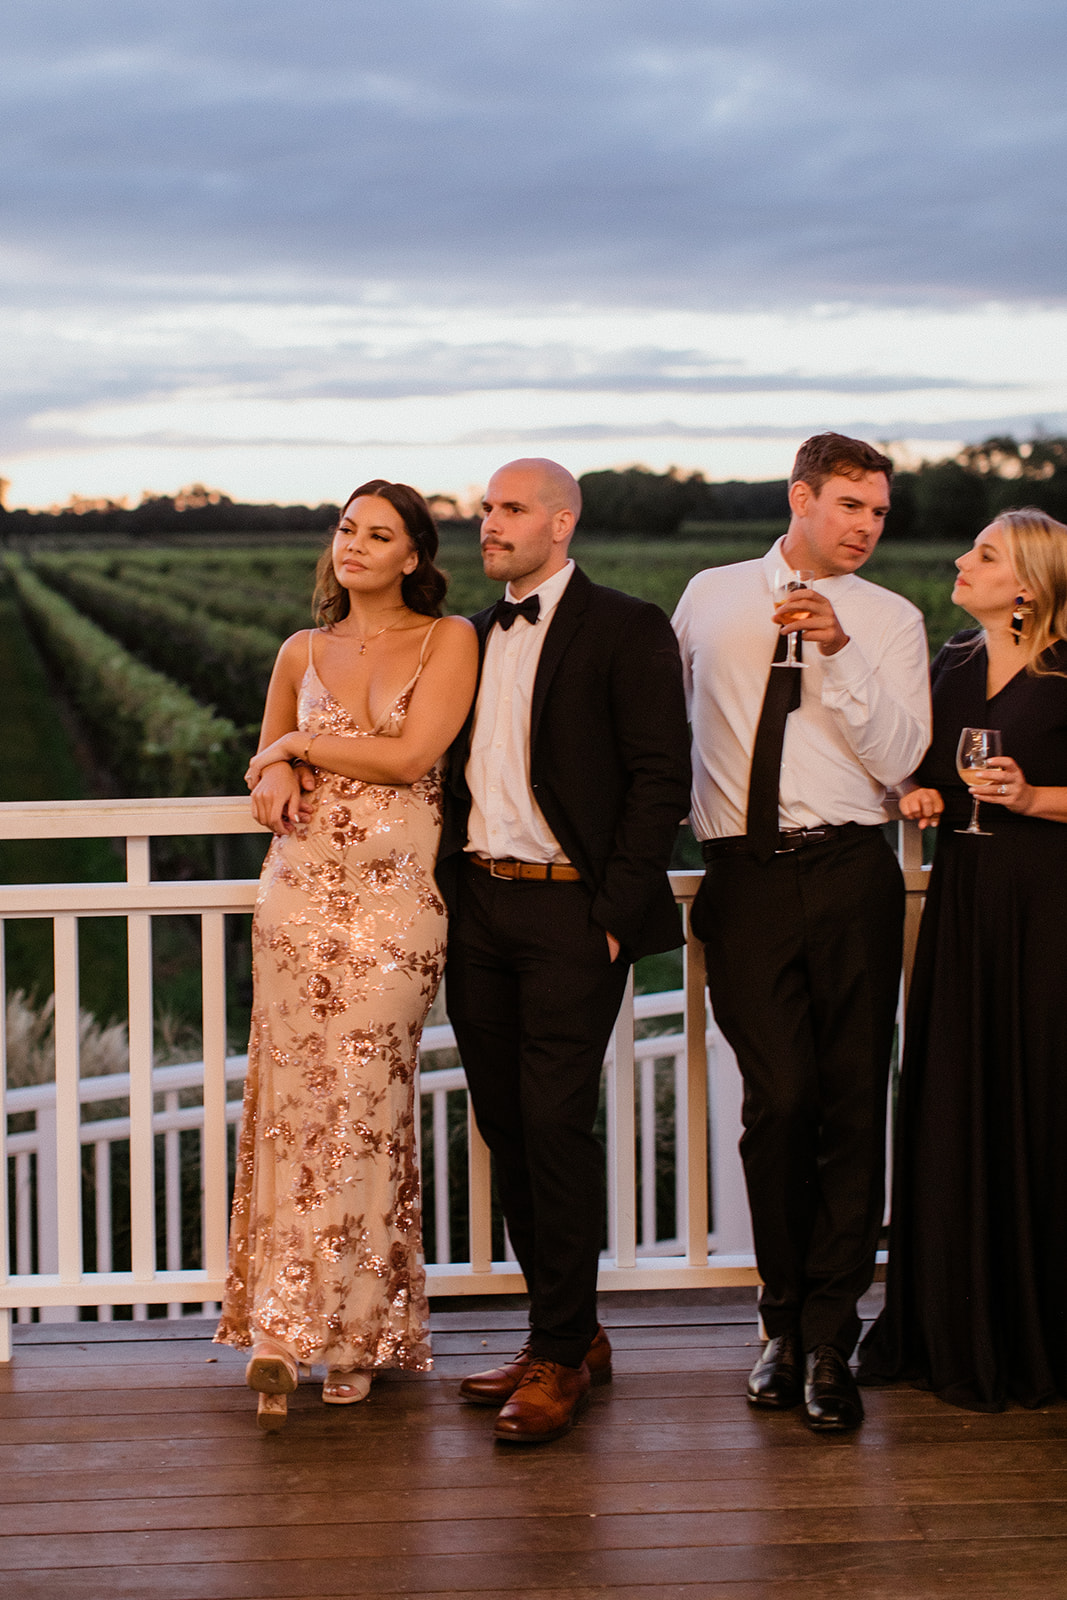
771 567 816 668
955 727 1003 836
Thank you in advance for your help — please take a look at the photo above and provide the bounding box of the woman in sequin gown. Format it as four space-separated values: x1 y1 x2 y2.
215 481 477 1429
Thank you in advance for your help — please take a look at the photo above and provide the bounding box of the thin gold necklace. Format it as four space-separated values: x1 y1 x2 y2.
351 616 405 656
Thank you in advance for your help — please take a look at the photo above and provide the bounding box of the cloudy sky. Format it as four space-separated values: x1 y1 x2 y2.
4 0 1067 509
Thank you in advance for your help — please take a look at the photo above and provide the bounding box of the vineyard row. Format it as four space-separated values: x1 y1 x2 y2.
5 558 244 797
28 556 283 729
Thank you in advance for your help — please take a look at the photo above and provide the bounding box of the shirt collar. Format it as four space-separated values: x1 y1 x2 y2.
504 558 574 616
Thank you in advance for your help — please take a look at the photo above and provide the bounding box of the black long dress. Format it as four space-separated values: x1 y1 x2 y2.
858 632 1067 1411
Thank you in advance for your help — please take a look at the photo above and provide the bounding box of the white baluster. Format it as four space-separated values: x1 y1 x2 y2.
127 835 154 1320
682 909 710 1267
94 1141 112 1321
639 1056 657 1251
200 910 229 1306
164 1089 181 1316
42 915 82 1322
433 1089 450 1266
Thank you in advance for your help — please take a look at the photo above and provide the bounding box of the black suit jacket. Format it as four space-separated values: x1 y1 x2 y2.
437 565 691 960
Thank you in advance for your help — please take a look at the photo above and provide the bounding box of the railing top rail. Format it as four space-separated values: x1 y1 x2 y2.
0 800 930 893
0 796 267 841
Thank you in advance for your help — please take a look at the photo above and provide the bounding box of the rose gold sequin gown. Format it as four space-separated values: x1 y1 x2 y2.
215 626 444 1371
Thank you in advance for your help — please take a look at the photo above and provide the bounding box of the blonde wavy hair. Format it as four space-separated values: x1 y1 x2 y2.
994 508 1067 676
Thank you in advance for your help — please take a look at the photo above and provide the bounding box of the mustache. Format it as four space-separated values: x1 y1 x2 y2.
481 540 513 553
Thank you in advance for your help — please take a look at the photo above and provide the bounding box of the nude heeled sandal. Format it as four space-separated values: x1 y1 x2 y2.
322 1369 372 1405
245 1341 299 1432
255 1392 289 1432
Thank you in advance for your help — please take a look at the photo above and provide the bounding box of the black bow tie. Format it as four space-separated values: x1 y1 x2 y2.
493 594 541 630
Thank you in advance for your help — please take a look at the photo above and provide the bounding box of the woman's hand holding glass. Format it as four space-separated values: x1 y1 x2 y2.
956 727 1003 836
962 754 1033 815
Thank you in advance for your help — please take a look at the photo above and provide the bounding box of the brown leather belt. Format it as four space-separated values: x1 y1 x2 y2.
701 823 864 860
468 854 582 882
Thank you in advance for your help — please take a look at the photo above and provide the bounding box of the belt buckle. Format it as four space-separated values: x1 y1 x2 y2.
775 826 830 854
488 858 513 880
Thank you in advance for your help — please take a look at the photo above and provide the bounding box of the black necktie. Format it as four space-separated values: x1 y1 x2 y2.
746 633 803 862
493 594 540 630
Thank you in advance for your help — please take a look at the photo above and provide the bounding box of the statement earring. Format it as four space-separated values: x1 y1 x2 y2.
1011 595 1027 644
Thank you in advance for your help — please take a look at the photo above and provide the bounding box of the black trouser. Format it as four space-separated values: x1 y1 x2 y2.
692 827 904 1358
445 860 630 1367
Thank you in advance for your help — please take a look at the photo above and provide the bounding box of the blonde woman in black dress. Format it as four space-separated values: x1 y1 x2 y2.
860 508 1067 1411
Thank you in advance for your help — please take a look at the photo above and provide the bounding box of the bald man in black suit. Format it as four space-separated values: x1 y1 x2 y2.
436 457 691 1444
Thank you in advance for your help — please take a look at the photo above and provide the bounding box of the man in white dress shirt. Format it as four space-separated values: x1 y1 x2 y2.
672 433 931 1432
437 458 691 1444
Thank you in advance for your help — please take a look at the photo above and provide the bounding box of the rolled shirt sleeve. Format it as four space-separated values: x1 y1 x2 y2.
818 609 932 789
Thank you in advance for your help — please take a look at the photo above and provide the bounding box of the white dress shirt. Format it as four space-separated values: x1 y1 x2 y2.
672 540 931 840
466 559 575 863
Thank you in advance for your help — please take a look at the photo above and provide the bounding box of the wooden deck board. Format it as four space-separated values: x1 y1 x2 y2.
7 1540 1067 1600
1 1299 1065 1598
8 1469 1067 1538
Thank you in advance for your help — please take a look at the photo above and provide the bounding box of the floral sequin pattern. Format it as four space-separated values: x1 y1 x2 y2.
216 649 442 1372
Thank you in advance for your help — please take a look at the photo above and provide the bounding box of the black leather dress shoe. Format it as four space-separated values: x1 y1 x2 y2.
746 1331 802 1409
804 1344 864 1432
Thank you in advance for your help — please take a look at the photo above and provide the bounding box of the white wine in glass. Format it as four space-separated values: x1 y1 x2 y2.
771 567 816 668
955 726 1003 836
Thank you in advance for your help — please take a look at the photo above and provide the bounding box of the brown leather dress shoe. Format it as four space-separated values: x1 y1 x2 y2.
746 1331 802 1410
459 1324 612 1405
493 1358 591 1443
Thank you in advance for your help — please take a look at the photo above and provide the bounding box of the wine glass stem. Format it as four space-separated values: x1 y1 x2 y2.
970 794 981 832
785 632 797 666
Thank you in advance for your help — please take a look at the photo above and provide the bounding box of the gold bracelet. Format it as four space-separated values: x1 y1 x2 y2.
303 736 315 765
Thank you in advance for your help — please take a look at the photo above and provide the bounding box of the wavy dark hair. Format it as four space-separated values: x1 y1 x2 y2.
313 479 449 625
789 432 894 495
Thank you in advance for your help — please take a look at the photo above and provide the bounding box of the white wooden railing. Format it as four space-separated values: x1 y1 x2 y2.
0 798 927 1359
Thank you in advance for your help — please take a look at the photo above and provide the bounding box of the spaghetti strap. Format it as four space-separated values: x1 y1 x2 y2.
417 617 442 667
307 630 317 672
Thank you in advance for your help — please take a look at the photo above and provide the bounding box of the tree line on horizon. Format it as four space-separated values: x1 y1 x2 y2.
576 435 1067 540
3 434 1067 543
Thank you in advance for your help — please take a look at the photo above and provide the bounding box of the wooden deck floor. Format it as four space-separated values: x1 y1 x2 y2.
1 1292 1065 1600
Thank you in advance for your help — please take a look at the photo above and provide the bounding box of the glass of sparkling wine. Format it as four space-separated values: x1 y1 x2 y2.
955 726 1003 836
771 567 816 667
